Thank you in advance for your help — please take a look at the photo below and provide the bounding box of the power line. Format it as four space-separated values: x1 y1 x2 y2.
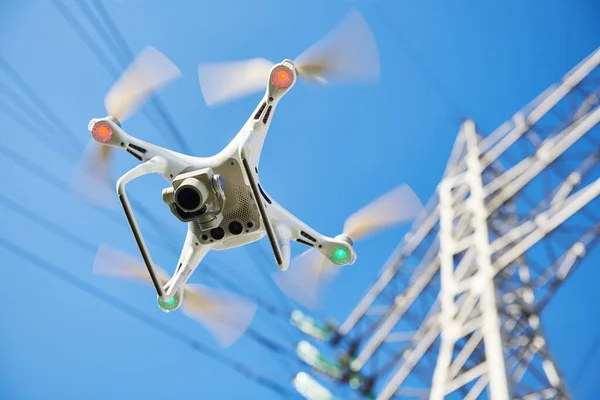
77 0 130 63
0 58 84 155
88 0 192 154
0 99 71 159
51 0 191 153
0 237 297 399
49 0 121 76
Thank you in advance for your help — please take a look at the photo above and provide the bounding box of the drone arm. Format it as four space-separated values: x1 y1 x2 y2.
164 224 211 297
235 92 286 168
116 156 170 299
272 223 292 271
267 200 329 251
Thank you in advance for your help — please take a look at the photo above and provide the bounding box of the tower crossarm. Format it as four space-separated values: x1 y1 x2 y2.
478 47 600 169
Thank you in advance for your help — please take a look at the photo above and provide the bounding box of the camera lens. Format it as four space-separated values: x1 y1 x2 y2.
176 187 202 211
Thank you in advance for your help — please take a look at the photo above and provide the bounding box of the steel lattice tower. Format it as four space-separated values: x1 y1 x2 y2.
291 47 600 400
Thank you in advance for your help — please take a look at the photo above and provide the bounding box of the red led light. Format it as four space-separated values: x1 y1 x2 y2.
271 65 294 90
92 122 114 144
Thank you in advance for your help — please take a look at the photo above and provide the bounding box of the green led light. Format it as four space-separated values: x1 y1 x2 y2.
164 297 175 305
158 293 180 312
330 246 351 265
349 375 361 389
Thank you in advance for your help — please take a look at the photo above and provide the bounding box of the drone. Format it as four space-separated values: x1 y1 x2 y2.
75 10 423 347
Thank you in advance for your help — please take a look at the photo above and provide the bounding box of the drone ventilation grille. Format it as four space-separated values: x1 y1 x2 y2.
223 185 257 222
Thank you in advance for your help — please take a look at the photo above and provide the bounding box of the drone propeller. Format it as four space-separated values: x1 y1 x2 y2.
72 142 116 208
274 184 423 309
197 9 380 107
93 244 257 348
104 46 182 122
73 46 181 208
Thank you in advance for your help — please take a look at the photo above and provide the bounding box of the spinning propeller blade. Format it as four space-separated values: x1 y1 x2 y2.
73 142 116 209
182 284 258 348
93 244 257 348
73 47 180 208
196 9 379 107
198 58 276 107
93 243 170 284
273 249 338 310
276 185 423 309
343 184 423 241
294 9 380 85
105 46 181 122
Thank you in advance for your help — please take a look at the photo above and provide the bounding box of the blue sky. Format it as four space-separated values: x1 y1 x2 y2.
0 0 599 399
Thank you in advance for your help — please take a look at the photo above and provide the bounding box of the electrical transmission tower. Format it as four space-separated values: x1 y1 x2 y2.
290 47 600 400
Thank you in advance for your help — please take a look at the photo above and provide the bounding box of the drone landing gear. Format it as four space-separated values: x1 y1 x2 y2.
240 148 284 270
116 156 170 298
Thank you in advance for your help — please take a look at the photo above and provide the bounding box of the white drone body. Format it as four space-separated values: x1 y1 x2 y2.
79 10 422 347
88 59 356 312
